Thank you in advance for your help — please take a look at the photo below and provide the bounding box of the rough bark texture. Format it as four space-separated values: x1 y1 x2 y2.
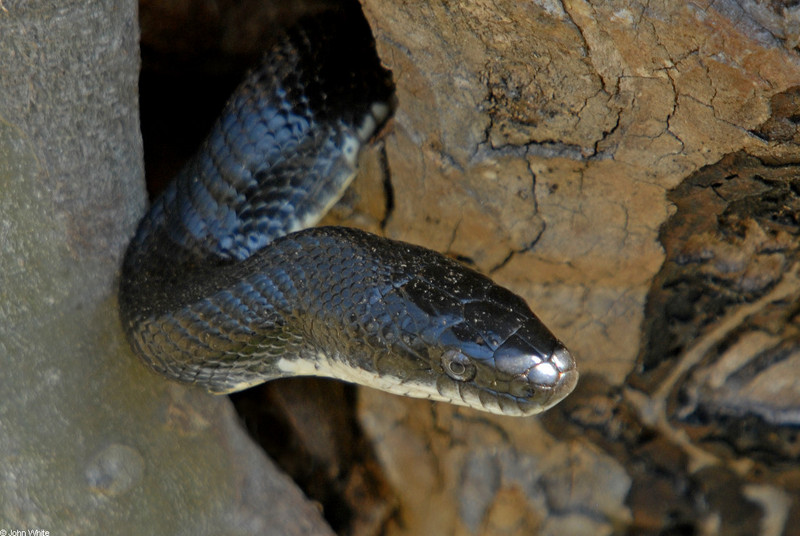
342 1 800 535
0 1 333 534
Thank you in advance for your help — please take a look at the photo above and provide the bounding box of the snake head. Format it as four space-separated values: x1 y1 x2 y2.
423 298 579 417
359 247 579 417
432 340 578 417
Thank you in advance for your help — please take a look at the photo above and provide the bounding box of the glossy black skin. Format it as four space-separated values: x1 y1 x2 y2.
123 225 574 414
119 9 577 415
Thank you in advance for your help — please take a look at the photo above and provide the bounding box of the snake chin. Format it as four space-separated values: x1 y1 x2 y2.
274 355 441 401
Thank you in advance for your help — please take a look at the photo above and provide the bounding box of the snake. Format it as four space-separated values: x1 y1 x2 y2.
118 9 578 417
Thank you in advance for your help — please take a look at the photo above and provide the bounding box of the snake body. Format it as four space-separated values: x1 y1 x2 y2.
119 11 578 416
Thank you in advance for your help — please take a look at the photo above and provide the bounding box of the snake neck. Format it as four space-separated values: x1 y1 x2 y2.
120 9 393 334
124 8 393 263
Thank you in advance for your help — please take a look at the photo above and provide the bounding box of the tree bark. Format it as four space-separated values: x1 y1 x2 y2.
0 1 333 534
347 1 800 534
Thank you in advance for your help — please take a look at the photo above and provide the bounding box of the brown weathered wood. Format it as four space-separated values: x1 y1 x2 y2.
348 1 800 534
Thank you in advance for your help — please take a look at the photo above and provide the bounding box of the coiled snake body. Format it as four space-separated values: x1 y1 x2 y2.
119 11 578 416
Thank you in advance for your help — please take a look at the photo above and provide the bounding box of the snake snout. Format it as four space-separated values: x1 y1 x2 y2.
532 345 578 407
498 342 578 413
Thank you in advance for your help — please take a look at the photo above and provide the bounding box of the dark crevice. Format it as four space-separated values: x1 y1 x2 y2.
378 143 395 230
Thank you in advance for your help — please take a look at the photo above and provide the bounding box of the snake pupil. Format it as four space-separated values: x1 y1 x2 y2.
449 362 465 375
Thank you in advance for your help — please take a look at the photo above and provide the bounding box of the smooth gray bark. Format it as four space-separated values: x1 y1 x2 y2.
0 1 333 534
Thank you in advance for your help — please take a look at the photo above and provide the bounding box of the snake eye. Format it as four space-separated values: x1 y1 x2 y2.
441 350 477 382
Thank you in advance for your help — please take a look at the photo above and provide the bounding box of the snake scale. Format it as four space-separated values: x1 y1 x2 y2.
119 9 578 417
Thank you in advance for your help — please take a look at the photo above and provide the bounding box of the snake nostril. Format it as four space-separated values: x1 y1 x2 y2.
509 376 535 398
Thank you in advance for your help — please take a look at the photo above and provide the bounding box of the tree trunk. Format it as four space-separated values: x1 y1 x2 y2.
0 1 333 534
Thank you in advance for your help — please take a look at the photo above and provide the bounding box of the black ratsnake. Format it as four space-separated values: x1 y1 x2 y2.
119 10 578 417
